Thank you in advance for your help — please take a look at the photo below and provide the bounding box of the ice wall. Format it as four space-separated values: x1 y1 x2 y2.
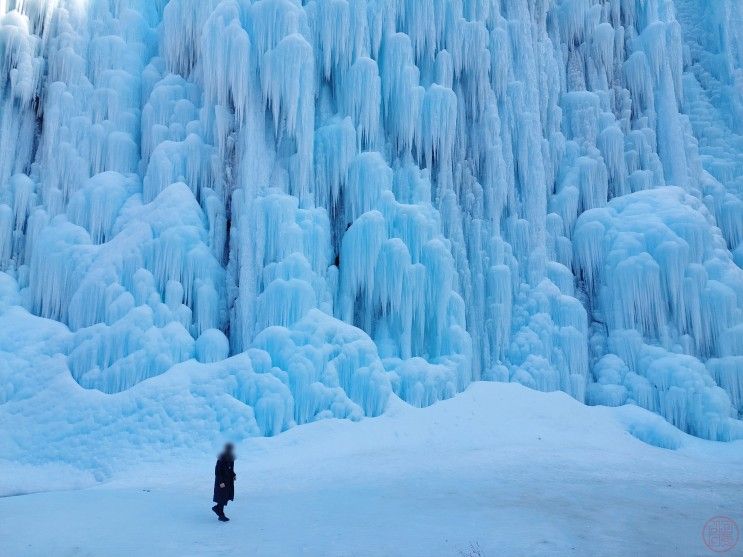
0 0 741 451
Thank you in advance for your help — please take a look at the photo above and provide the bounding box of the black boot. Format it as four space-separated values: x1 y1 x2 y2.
213 504 229 521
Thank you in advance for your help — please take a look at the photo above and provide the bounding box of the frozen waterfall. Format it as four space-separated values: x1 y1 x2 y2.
0 0 741 454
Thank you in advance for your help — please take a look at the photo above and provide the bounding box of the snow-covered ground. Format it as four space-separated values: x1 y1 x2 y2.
2 382 741 557
1 2 742 554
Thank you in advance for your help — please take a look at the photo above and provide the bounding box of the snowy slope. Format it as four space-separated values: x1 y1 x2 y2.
0 0 742 471
2 382 743 556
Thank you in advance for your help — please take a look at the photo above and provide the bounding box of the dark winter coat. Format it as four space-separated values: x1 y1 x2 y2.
213 454 236 505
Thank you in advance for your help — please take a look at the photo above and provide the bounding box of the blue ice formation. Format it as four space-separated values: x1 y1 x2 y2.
0 0 741 457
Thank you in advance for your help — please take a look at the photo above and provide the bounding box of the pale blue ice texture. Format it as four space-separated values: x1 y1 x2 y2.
0 0 742 466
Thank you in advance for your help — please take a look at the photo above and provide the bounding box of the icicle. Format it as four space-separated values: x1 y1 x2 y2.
312 0 352 82
161 0 219 76
261 33 315 199
313 118 356 211
417 84 457 169
344 152 392 225
338 210 386 326
340 57 381 149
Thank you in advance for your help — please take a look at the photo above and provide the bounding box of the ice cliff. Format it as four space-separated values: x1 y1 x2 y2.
0 0 742 463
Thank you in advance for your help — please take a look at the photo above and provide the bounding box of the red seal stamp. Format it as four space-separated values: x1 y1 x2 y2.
703 516 739 553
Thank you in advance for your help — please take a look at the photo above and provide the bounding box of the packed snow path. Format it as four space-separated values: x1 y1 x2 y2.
2 384 742 556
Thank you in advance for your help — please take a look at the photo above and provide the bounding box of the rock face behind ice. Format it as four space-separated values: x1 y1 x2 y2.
0 0 741 447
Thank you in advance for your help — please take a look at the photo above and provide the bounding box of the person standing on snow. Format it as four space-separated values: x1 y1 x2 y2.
212 443 236 522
